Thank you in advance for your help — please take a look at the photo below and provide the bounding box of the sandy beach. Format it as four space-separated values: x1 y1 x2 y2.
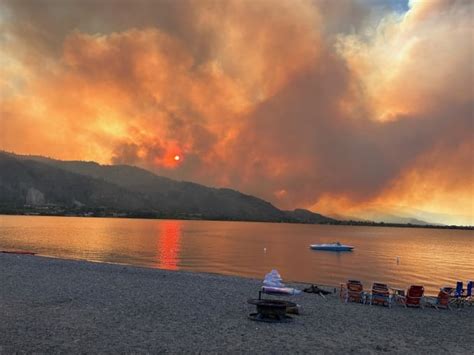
1 253 473 354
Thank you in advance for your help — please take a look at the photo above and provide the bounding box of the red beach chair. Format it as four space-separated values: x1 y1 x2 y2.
345 280 366 304
437 288 453 309
434 287 453 309
405 285 424 308
425 287 454 309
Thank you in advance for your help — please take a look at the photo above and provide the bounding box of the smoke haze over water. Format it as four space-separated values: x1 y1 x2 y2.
1 0 472 225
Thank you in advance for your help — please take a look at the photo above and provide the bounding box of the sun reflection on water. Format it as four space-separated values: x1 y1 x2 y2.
157 220 182 270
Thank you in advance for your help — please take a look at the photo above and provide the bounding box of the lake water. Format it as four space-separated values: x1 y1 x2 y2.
1 215 472 294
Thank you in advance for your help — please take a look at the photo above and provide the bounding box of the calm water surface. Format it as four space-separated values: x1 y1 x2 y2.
1 215 472 294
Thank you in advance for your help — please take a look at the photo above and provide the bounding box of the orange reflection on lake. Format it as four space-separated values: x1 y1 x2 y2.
1 215 472 294
157 220 182 270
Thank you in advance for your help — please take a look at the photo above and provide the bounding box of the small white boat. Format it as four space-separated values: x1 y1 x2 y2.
310 242 354 251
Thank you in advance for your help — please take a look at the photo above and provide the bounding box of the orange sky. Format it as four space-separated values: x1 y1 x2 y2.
0 0 472 225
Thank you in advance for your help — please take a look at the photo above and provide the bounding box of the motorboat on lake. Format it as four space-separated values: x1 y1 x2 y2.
310 242 354 251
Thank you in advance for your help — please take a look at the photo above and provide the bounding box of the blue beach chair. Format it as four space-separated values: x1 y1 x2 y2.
451 281 464 307
461 281 473 306
451 281 474 307
454 281 463 298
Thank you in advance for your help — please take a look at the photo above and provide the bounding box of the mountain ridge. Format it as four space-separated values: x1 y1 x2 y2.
1 151 471 229
0 151 335 224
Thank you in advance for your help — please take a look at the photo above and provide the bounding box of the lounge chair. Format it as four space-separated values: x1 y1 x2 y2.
390 287 407 307
451 281 464 308
261 286 299 296
345 280 366 304
405 285 424 308
454 281 463 298
425 287 452 310
369 282 391 307
464 281 473 305
457 281 473 307
260 270 301 298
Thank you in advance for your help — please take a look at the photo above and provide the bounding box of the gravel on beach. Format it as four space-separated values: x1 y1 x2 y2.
1 253 473 354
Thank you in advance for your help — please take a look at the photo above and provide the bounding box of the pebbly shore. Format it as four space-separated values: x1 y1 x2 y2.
1 253 473 354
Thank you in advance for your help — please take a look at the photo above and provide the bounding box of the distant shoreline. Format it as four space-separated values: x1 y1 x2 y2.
1 210 472 231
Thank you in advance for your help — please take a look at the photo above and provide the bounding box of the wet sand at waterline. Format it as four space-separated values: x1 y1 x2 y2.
1 254 473 353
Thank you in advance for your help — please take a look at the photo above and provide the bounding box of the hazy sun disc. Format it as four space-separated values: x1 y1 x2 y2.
174 155 180 161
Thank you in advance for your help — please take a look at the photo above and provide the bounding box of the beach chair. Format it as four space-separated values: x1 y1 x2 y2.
425 287 452 310
464 281 473 306
458 281 473 307
260 270 300 299
391 288 407 307
253 270 302 316
454 281 463 298
405 285 424 308
451 281 464 308
369 282 391 308
345 280 366 304
260 286 299 297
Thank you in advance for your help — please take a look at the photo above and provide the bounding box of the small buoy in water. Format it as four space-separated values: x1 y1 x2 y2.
263 247 267 253
396 256 400 265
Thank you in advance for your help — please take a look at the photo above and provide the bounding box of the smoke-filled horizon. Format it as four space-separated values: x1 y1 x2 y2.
1 0 473 225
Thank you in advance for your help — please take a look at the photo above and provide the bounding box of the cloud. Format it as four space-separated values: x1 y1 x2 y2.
0 0 472 224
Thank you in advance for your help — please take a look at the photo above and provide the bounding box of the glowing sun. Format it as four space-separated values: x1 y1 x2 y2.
174 155 181 161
